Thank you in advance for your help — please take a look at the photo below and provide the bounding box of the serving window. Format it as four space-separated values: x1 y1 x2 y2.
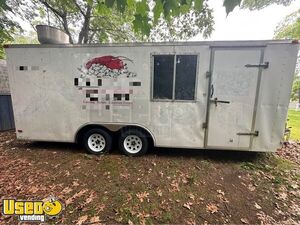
152 54 198 101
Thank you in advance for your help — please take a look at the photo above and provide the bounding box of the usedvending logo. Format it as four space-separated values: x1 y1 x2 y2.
2 197 63 222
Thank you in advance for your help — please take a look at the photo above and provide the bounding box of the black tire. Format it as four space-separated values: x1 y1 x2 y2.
118 129 149 156
83 128 112 154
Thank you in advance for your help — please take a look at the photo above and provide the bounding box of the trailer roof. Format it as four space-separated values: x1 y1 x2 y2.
4 39 299 48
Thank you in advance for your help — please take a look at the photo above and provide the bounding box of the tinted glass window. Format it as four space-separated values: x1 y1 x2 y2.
175 55 197 100
153 55 174 99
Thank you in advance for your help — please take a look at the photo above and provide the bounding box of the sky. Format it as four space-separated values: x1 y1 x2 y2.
192 0 300 41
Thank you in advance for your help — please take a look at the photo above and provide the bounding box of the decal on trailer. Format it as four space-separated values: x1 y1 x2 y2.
78 55 137 79
74 55 140 109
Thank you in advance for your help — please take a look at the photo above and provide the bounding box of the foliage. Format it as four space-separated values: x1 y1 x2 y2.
241 0 295 10
274 10 300 76
146 1 214 41
9 0 293 45
223 0 242 15
222 0 295 15
274 9 300 39
10 32 39 44
6 0 216 44
291 76 300 102
0 0 21 59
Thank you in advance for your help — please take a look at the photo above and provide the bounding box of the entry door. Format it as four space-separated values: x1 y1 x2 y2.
206 48 263 149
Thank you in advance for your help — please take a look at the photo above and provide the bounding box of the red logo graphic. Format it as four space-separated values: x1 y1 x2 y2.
79 55 136 78
85 56 130 70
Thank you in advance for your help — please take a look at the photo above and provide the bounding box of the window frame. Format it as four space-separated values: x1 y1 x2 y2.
150 52 199 102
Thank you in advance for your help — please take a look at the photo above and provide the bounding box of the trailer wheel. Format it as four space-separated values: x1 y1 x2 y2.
83 128 112 154
119 129 149 156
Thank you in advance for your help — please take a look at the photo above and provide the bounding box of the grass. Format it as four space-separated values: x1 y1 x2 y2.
287 109 300 141
1 130 299 224
240 154 296 186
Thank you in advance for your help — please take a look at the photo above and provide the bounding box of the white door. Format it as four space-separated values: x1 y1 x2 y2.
206 48 263 149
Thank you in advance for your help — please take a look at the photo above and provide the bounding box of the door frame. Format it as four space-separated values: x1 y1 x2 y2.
203 46 266 150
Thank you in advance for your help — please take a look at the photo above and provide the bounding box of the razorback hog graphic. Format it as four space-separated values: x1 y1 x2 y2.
80 55 137 78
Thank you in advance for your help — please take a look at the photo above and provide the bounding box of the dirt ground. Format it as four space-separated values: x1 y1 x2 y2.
0 131 299 225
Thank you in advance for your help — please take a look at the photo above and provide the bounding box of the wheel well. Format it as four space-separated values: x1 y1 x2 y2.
75 124 155 146
75 124 112 144
118 126 155 147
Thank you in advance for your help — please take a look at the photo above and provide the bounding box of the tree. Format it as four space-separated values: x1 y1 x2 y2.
274 9 300 40
10 0 294 45
274 9 300 103
11 32 39 44
0 0 21 58
1 0 297 56
222 0 295 15
6 0 214 44
241 0 295 10
291 77 300 103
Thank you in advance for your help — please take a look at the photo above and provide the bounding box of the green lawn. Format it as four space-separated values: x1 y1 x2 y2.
287 109 300 141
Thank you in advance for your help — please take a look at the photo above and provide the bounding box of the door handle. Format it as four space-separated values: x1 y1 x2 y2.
237 131 259 136
245 62 269 69
210 97 230 106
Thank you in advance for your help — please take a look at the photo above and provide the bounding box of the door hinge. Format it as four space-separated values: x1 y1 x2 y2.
202 122 207 129
245 62 269 69
206 71 211 78
237 131 259 136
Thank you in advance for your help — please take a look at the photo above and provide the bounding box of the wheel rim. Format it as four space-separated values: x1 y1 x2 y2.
123 135 143 154
88 133 106 152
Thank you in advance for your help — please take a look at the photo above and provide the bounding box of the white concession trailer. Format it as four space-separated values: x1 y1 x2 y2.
4 40 299 156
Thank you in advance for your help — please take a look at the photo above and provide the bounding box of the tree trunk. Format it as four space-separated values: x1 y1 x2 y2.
61 14 74 44
78 6 92 44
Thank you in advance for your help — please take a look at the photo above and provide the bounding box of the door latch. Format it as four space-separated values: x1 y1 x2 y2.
245 62 269 69
210 97 230 106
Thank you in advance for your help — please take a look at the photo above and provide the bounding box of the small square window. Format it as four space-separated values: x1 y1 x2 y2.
152 54 198 101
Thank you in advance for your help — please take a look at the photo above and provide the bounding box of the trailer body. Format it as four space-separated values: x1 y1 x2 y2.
5 40 299 152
